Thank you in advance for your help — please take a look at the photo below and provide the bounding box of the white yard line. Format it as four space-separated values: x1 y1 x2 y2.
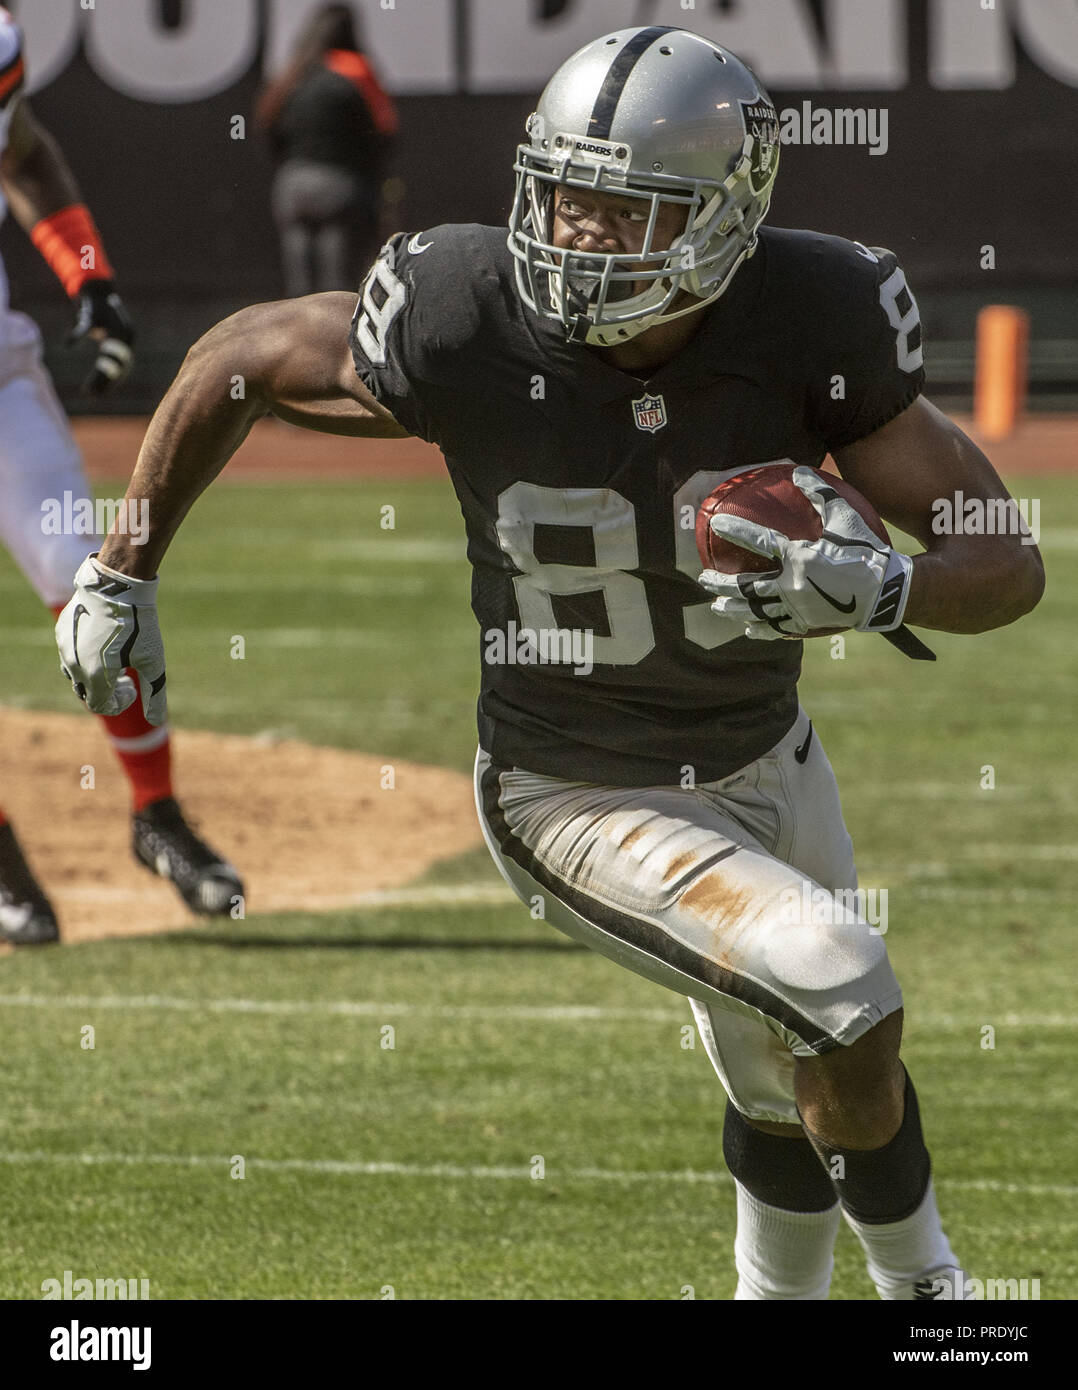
48 883 514 908
1037 528 1078 549
0 575 430 595
0 993 682 1022
311 539 464 562
42 878 1072 909
0 993 1073 1030
0 627 454 649
0 1149 1072 1197
907 886 1068 903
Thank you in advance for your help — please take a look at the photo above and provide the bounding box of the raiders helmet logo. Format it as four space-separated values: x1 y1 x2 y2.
739 98 780 190
632 393 667 433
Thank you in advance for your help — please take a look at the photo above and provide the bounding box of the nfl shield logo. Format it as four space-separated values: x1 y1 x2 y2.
632 393 667 433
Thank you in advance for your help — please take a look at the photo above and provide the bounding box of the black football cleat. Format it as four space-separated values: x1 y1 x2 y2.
132 796 244 917
0 821 61 945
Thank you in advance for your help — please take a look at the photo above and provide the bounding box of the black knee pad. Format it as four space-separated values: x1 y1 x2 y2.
722 1100 837 1212
801 1067 931 1224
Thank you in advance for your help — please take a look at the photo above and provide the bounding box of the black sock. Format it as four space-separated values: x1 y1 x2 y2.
801 1067 931 1224
722 1100 836 1212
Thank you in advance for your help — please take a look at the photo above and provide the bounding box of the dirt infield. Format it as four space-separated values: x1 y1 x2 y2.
74 412 1078 482
0 708 483 949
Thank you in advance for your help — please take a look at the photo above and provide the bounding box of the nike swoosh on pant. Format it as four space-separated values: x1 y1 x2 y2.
794 723 814 763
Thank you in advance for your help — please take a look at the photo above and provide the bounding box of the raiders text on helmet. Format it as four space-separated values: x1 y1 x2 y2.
507 26 780 347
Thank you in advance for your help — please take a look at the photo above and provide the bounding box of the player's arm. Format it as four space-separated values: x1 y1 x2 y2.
99 292 408 580
56 292 410 719
701 244 1043 645
0 97 134 392
0 93 81 219
833 397 1045 634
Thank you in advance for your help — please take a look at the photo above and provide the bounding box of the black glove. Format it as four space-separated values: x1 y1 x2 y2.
67 279 135 396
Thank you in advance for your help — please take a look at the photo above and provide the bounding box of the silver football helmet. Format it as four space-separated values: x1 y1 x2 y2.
508 26 780 347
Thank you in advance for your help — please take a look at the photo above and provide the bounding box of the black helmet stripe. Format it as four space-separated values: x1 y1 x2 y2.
587 26 680 140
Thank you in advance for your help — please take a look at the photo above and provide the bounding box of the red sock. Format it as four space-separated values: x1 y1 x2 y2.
50 603 172 813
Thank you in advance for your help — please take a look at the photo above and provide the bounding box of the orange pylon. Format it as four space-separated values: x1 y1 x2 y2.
974 306 1029 441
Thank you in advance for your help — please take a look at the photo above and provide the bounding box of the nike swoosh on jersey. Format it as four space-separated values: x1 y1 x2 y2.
408 234 433 254
806 577 858 614
794 722 814 763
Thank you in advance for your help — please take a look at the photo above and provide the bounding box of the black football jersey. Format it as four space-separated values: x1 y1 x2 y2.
349 224 924 785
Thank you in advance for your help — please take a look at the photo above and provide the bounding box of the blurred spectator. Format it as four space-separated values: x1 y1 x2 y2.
256 4 398 296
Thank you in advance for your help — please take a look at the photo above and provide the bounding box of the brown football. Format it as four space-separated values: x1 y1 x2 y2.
695 464 890 575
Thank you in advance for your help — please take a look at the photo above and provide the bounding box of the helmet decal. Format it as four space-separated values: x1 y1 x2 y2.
740 98 781 193
587 25 680 140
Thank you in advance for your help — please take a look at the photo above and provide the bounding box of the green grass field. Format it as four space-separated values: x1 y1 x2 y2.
0 471 1074 1299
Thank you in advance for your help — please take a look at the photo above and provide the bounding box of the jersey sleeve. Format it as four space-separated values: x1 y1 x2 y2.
348 224 487 445
806 242 925 452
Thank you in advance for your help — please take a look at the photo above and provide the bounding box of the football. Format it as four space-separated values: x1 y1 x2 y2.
695 464 891 574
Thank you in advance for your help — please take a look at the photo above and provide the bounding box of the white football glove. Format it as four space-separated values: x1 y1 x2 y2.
55 554 167 723
697 466 913 641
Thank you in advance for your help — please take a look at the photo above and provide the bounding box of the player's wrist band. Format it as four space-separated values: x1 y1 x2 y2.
29 204 115 298
858 550 913 633
80 554 159 605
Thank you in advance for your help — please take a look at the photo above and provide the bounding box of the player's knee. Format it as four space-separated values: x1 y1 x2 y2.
847 1006 904 1067
795 1007 904 1093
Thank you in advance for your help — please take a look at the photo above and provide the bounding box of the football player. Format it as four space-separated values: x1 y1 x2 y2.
0 8 242 942
55 27 1042 1297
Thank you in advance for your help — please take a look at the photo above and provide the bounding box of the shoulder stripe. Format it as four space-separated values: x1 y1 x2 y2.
588 27 678 140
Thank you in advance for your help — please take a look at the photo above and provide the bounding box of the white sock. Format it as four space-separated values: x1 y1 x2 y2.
733 1182 841 1300
842 1179 964 1299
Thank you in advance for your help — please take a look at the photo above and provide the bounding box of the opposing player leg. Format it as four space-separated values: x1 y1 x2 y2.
0 329 243 919
0 814 60 944
0 331 90 941
0 345 173 812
